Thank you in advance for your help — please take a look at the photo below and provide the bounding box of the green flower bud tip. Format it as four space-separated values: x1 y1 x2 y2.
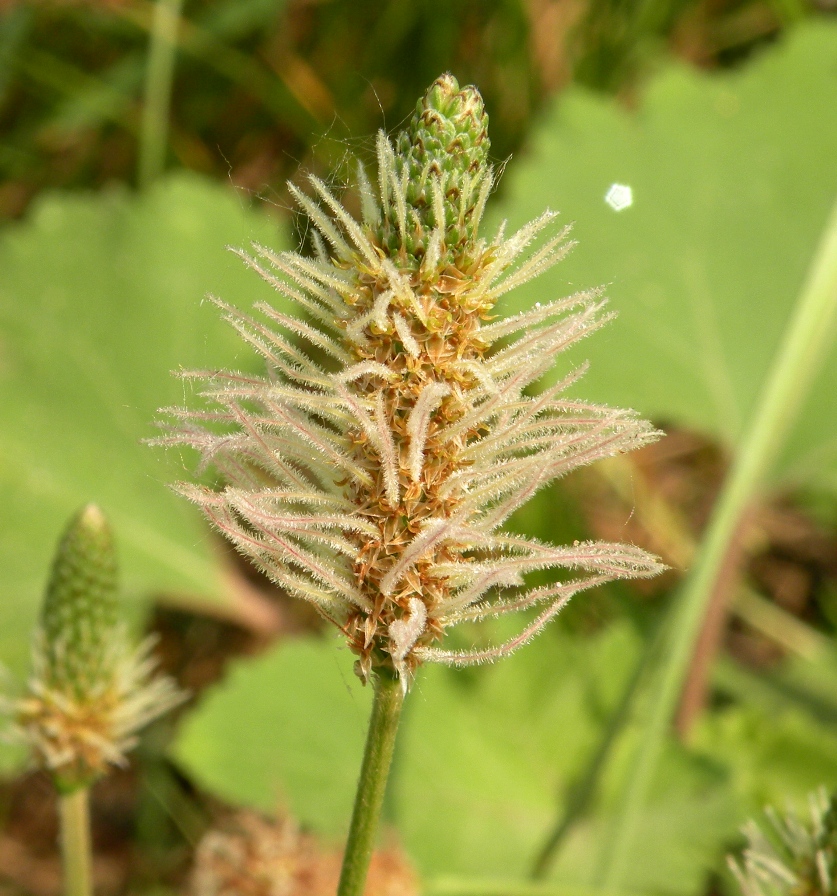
3 505 185 791
379 73 492 264
41 503 118 698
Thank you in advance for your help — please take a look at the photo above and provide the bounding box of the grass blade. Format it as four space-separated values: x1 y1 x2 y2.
599 191 837 888
139 0 183 187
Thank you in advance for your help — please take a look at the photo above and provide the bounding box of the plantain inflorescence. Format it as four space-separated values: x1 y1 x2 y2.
7 505 184 792
729 788 837 896
39 503 118 701
157 74 664 690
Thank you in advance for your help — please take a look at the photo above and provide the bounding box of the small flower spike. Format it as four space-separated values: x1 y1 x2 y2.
6 505 184 792
729 788 837 896
156 74 664 690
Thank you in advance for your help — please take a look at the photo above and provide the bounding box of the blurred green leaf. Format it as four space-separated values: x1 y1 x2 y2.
173 636 372 834
0 173 288 675
396 623 641 879
715 649 837 733
693 672 837 816
172 624 741 892
493 21 837 495
551 753 735 896
400 625 738 894
173 628 634 868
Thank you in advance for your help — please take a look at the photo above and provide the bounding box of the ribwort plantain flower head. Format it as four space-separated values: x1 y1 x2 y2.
729 788 837 896
156 75 664 689
4 505 184 792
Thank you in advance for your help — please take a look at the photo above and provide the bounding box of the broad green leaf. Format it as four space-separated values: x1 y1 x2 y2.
708 650 837 812
171 624 740 893
0 174 288 674
393 624 639 878
172 628 630 866
693 700 837 813
550 753 735 896
493 21 837 495
173 636 372 834
398 625 737 893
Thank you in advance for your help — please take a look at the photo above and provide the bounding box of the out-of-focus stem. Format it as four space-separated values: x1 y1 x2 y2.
338 670 405 896
734 586 828 660
600 191 837 888
59 787 92 896
138 0 183 188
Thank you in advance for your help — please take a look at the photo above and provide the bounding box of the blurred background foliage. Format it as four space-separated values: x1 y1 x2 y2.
2 1 837 895
1 0 833 217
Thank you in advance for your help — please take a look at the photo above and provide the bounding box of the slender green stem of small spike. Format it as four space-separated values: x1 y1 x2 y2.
59 787 92 896
338 671 405 896
600 191 837 888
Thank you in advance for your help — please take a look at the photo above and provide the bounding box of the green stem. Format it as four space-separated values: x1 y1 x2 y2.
733 585 827 660
599 191 837 888
338 670 405 896
138 0 183 188
59 787 92 896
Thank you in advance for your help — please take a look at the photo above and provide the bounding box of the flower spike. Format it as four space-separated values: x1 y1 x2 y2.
156 74 664 689
729 788 837 896
4 505 184 792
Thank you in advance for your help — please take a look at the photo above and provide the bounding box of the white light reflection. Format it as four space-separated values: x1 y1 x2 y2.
605 183 633 211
